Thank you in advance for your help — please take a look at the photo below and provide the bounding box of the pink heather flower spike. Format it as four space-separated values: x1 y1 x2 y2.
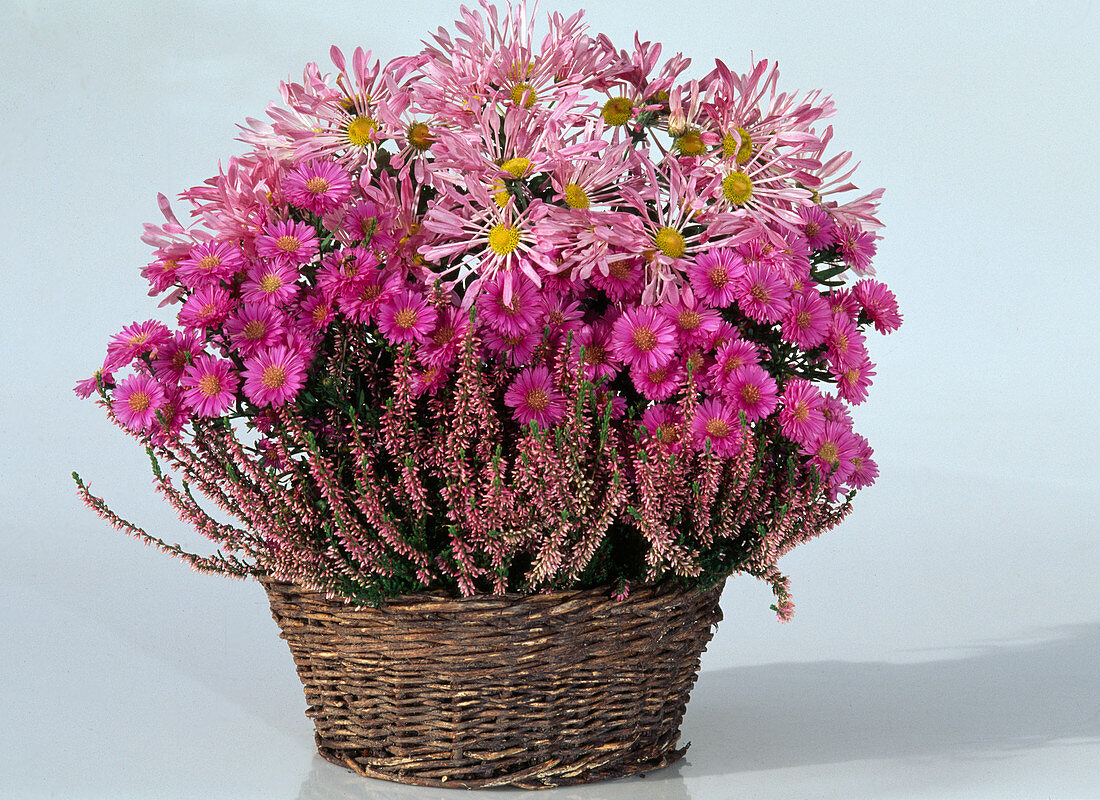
181 354 240 418
112 373 166 433
242 345 307 407
504 365 566 429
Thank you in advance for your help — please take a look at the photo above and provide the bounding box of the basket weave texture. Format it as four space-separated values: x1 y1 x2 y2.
261 576 724 789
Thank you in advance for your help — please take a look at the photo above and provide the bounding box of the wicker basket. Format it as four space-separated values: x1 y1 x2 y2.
260 576 724 789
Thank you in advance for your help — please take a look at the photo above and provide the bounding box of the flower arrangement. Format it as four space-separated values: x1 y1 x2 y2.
74 1 900 621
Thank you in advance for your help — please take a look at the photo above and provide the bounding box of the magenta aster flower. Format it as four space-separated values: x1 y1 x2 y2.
539 295 584 343
418 306 469 369
112 373 166 433
242 345 308 407
662 290 722 349
73 365 115 399
148 385 188 447
284 159 352 215
503 365 566 429
571 322 622 383
631 359 683 401
781 289 831 349
482 328 541 367
803 420 859 485
847 434 879 490
690 397 744 458
826 288 861 320
688 248 744 307
835 356 876 405
735 262 791 324
297 291 336 334
242 261 300 307
255 219 319 266
176 240 245 288
853 279 902 334
709 338 761 394
798 204 836 251
778 379 826 446
225 303 288 356
106 320 171 369
376 289 438 345
726 364 778 421
337 267 402 324
181 354 240 417
152 330 205 382
821 393 854 426
826 315 869 372
837 223 877 275
477 271 541 336
178 285 232 331
609 305 677 373
591 257 645 303
641 404 686 453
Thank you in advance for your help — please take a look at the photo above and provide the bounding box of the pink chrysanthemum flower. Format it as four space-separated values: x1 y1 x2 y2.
662 290 722 349
112 373 166 433
477 271 542 336
181 354 240 418
178 285 232 331
641 404 686 453
735 262 791 324
376 289 438 345
847 434 879 490
631 359 683 401
781 289 832 349
418 306 469 369
725 364 778 421
503 365 566 429
284 160 352 215
853 279 902 334
571 322 622 383
242 345 308 407
688 249 744 307
798 204 836 251
835 356 876 405
826 314 869 372
803 420 859 485
609 305 678 373
690 397 743 458
708 338 761 394
837 223 877 275
255 219 319 266
151 330 205 382
225 303 287 356
778 379 826 446
242 261 300 307
176 240 245 288
73 365 115 399
106 320 171 369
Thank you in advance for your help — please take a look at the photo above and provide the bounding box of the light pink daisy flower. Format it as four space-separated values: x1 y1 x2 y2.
835 356 876 405
690 397 744 458
853 279 902 334
181 354 240 418
571 322 622 383
735 262 791 324
105 320 171 369
242 345 308 407
778 379 826 446
112 373 166 433
641 404 686 453
781 289 831 349
798 204 836 250
837 223 877 275
376 289 438 345
631 359 683 401
255 219 319 267
242 261 300 307
151 330 205 382
176 240 245 288
688 249 744 307
284 159 352 215
504 365 566 429
225 303 287 356
609 305 678 373
803 420 859 485
178 285 232 331
847 434 879 490
726 364 779 421
662 290 722 349
477 271 542 336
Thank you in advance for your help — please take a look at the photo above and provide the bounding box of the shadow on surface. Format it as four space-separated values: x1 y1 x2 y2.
682 622 1100 774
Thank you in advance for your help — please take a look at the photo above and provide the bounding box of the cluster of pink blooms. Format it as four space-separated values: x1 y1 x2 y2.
77 2 899 616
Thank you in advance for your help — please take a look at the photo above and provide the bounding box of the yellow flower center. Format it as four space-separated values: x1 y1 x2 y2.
274 235 300 253
242 320 268 341
128 391 152 413
510 83 537 108
707 265 730 288
740 383 761 405
722 127 754 165
796 310 812 329
675 129 706 157
432 326 455 346
722 172 754 206
346 115 377 147
705 417 731 438
488 224 521 255
818 440 839 465
304 176 330 195
654 227 686 258
259 273 285 294
406 121 434 151
584 343 606 365
602 96 634 126
677 309 702 331
311 303 330 324
394 308 419 329
750 283 769 302
657 423 680 445
501 157 531 177
631 326 658 353
564 183 590 210
792 402 809 422
525 387 550 411
198 374 222 397
196 255 221 272
261 365 287 390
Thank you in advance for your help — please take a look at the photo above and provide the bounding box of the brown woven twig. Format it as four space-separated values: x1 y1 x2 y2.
261 576 724 789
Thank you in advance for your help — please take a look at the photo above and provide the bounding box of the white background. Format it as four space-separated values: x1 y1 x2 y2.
1 1 1097 798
